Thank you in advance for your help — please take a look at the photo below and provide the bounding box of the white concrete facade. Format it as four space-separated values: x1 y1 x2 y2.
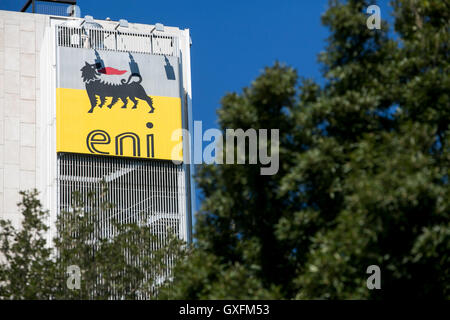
0 10 46 228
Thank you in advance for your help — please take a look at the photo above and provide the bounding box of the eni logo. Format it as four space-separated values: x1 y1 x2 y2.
57 50 182 161
80 53 158 158
86 127 155 158
80 61 155 114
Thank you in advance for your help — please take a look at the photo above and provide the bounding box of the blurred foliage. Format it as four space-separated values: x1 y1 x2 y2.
166 0 449 299
0 190 56 299
0 188 184 299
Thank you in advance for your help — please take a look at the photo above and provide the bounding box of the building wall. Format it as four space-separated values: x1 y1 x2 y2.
0 10 47 227
0 10 194 241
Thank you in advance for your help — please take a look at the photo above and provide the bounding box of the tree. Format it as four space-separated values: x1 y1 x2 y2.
0 190 57 299
159 62 299 300
166 0 449 299
0 188 184 299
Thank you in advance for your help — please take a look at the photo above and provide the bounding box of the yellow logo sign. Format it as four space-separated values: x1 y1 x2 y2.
56 61 182 161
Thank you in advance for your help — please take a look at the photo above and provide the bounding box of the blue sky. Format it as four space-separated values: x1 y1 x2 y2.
1 0 394 210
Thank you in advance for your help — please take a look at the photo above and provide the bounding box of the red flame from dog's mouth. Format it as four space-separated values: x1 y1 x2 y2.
98 67 127 75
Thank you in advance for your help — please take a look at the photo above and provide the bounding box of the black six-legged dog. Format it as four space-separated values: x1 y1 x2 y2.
80 62 155 114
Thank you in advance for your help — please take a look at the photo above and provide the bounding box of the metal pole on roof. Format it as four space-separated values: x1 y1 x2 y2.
21 0 78 13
